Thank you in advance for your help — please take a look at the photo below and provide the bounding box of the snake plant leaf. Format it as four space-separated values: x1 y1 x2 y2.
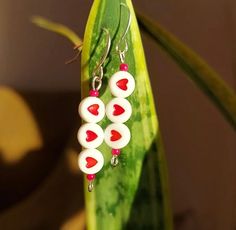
137 13 236 130
31 16 82 47
82 1 172 229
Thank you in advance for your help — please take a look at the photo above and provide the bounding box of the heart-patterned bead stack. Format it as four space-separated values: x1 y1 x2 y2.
77 90 105 190
105 63 135 166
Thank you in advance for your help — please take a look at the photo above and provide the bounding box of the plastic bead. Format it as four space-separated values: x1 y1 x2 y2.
119 63 128 71
78 96 105 123
109 71 135 98
77 123 104 149
106 97 132 123
78 149 104 174
104 123 131 149
89 90 99 97
87 174 96 181
112 149 121 156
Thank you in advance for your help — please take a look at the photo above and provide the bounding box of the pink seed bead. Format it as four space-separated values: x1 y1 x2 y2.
87 174 96 181
112 149 121 156
89 90 99 97
120 63 128 71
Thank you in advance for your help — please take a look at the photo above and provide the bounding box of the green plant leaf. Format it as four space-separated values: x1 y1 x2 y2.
82 1 172 229
137 13 236 130
31 16 82 46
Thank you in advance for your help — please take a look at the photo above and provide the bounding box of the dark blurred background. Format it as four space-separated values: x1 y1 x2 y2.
0 0 235 229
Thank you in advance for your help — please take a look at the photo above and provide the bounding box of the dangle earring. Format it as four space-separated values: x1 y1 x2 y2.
77 28 111 191
104 3 135 167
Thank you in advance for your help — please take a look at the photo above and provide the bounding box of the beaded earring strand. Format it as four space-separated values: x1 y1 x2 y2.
77 28 111 191
104 3 135 167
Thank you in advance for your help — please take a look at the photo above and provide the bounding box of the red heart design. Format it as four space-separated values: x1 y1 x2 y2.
110 130 122 141
86 130 98 142
86 157 98 168
113 104 125 116
87 104 99 115
116 78 128 91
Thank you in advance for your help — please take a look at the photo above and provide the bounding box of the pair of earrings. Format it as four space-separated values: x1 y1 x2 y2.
77 3 135 192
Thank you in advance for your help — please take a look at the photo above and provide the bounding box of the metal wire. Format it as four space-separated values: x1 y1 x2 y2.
92 28 111 90
111 155 119 167
88 181 94 192
116 3 132 63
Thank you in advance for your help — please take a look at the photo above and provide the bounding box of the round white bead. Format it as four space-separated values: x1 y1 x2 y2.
106 98 132 123
77 123 104 149
78 96 105 123
104 123 131 149
109 71 135 98
78 149 104 174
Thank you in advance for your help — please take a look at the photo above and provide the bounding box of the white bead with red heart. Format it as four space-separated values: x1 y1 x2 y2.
106 97 132 123
77 123 104 149
78 96 105 123
109 71 135 98
78 148 104 174
104 123 131 149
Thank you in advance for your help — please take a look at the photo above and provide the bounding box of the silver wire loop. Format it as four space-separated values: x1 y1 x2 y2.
116 3 131 63
111 155 119 167
92 28 111 90
88 181 94 192
92 65 103 91
118 50 127 64
92 75 102 91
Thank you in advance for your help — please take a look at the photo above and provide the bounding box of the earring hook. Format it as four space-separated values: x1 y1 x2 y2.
116 3 132 63
92 28 111 91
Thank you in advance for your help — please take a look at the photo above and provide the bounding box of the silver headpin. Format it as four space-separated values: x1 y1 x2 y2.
111 155 119 167
88 180 94 192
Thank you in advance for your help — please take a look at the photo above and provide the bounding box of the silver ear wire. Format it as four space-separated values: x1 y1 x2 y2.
92 28 111 91
116 3 132 63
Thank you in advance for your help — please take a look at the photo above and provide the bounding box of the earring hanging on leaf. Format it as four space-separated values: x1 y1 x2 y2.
77 28 111 192
104 3 135 167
